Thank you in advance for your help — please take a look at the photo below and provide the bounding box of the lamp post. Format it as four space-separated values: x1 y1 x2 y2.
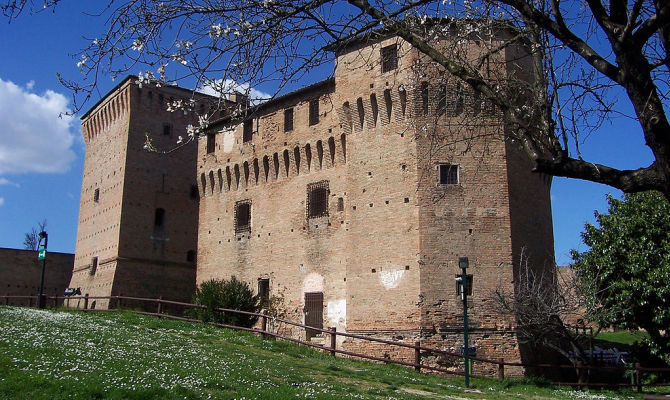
37 231 48 309
457 256 470 388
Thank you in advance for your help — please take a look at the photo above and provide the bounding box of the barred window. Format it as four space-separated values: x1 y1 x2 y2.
381 44 398 73
307 180 329 218
284 108 294 132
234 200 252 233
93 188 100 202
309 99 319 126
439 164 459 185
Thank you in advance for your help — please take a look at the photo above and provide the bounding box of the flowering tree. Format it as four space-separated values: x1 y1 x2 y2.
3 0 669 196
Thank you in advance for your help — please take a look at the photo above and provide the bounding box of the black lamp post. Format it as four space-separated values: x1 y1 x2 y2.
457 256 471 388
37 231 48 309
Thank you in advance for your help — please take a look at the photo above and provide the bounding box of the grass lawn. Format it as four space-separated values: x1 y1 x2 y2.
595 331 650 351
0 306 666 399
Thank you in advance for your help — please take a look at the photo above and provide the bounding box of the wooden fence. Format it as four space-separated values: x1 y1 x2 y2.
2 293 669 392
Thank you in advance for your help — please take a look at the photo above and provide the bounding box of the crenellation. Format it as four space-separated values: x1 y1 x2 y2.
69 30 554 373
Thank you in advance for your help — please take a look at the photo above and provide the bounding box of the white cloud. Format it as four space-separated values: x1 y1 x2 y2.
0 177 19 187
0 78 76 175
198 79 272 105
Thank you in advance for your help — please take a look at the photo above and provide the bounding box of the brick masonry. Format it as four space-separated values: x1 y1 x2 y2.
71 33 554 371
0 247 74 306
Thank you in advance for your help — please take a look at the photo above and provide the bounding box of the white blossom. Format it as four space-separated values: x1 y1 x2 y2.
131 38 144 51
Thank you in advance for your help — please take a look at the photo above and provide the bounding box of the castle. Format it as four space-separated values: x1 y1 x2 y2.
71 31 554 365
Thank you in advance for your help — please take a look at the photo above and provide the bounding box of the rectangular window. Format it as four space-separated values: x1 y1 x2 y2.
437 84 447 116
93 188 100 202
307 180 329 218
234 200 252 234
163 124 171 136
284 108 294 132
439 164 459 185
90 256 98 276
258 278 270 305
206 133 215 154
381 44 398 73
421 82 429 116
154 208 166 228
243 120 253 142
309 99 319 126
337 197 344 212
455 274 473 296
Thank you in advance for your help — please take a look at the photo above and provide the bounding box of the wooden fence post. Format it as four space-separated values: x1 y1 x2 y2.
330 327 337 357
156 296 162 314
118 293 123 309
635 362 642 393
414 341 421 371
577 361 584 390
29 296 33 308
262 315 268 339
84 294 89 310
498 358 505 380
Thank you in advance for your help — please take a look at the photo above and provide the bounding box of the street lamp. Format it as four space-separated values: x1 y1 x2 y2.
456 256 471 388
37 231 48 309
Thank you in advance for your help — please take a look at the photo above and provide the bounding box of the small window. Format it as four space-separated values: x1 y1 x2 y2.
284 108 294 132
154 208 166 228
455 274 473 296
90 256 98 276
234 200 251 234
337 197 344 212
307 180 329 219
158 94 164 108
186 250 196 263
206 133 215 154
258 278 270 305
437 84 447 116
243 120 253 142
190 184 199 200
381 44 398 73
93 188 100 202
421 82 429 116
309 99 319 126
439 164 459 185
163 124 171 136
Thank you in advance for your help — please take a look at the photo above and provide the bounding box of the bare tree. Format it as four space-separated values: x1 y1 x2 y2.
23 219 47 251
3 0 669 196
491 251 594 368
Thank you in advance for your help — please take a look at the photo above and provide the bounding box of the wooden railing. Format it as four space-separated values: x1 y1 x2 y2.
3 293 669 392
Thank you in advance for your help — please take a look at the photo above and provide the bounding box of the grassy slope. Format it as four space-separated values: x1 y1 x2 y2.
0 307 660 400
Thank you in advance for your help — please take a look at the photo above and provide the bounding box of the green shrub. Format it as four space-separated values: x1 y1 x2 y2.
191 277 260 327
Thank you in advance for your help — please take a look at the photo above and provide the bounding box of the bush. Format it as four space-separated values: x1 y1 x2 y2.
191 277 260 327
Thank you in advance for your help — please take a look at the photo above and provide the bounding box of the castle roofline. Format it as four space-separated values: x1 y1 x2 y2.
207 77 335 131
80 75 221 120
326 17 520 55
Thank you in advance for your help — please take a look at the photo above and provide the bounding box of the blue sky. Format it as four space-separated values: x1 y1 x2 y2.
0 4 655 265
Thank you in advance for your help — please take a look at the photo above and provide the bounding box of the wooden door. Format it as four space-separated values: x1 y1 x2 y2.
304 292 323 339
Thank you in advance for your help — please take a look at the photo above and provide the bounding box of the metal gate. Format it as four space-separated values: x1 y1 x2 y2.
304 292 323 339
